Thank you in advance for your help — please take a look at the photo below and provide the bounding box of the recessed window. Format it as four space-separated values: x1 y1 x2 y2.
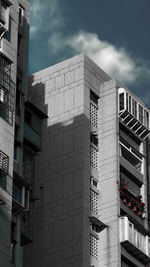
90 90 99 105
18 5 24 25
0 0 7 25
25 109 32 125
119 93 124 111
14 145 19 161
132 98 137 118
139 104 144 124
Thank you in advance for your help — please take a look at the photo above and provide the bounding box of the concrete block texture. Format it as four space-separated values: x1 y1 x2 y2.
24 55 112 267
98 79 120 266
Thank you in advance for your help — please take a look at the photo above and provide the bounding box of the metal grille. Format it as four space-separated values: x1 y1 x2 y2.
90 233 98 260
90 145 98 170
0 149 9 174
90 187 98 214
90 102 98 128
21 198 35 245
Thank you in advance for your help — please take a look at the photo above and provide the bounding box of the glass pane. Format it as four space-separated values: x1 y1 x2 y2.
120 93 124 111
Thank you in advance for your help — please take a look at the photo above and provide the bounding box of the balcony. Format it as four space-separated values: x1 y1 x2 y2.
118 88 150 140
24 123 42 152
120 216 150 263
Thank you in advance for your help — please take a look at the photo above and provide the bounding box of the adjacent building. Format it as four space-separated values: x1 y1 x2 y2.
23 54 150 267
0 1 46 266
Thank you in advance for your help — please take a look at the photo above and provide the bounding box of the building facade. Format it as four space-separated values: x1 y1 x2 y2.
23 54 150 267
0 1 47 266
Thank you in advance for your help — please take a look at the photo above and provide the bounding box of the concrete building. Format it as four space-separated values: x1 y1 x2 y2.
0 1 47 266
23 54 150 267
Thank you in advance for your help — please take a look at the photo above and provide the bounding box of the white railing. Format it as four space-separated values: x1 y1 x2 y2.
120 216 150 257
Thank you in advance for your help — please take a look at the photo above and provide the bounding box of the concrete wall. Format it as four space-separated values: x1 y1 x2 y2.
98 79 120 266
23 55 111 267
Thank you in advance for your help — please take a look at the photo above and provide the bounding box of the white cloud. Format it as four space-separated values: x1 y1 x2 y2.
30 0 150 87
30 0 64 37
48 31 150 84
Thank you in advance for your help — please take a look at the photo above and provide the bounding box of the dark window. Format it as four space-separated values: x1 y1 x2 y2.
18 6 24 25
0 0 7 25
4 15 12 42
129 95 131 113
17 33 22 56
132 98 137 118
139 104 144 124
91 134 98 146
119 93 124 111
13 183 22 204
14 145 19 161
25 110 32 125
126 92 128 111
93 180 97 188
90 90 99 105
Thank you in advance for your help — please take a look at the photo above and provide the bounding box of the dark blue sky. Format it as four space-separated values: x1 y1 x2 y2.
29 0 150 107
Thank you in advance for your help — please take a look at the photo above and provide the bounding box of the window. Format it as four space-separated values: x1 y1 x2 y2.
139 104 144 124
119 93 124 111
13 183 22 204
0 55 15 125
18 5 24 25
0 0 7 25
132 98 137 118
17 33 22 56
90 134 98 147
25 110 32 125
14 145 19 161
144 110 149 128
90 90 99 105
120 141 143 172
129 95 131 113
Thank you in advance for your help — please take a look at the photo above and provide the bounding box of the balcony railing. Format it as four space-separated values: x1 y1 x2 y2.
120 216 150 263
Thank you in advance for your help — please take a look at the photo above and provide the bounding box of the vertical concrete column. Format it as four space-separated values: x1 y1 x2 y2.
98 79 120 266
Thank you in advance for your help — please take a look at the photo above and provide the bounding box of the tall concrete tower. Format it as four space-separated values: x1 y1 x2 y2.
24 54 150 267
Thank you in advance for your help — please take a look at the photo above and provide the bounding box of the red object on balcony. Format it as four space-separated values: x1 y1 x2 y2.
133 206 137 211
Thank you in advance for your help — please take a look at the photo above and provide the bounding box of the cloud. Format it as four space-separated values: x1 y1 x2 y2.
48 31 150 84
30 0 150 90
30 0 64 37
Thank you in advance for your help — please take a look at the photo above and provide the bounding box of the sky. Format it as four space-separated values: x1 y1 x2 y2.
29 0 150 108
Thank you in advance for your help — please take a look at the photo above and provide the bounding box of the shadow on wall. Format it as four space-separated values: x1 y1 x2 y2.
23 77 91 267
